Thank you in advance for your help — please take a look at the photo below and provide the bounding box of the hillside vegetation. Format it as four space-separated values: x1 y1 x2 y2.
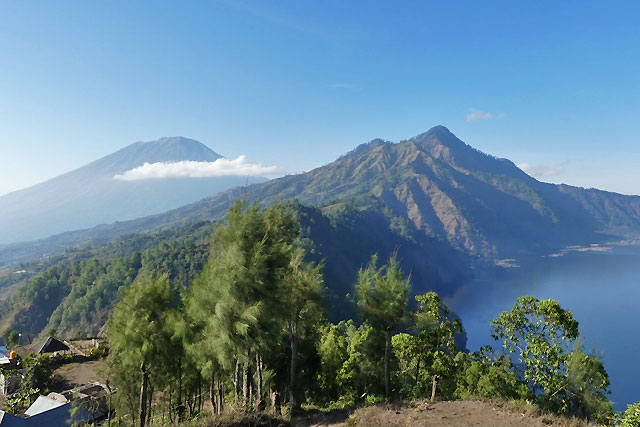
96 199 632 426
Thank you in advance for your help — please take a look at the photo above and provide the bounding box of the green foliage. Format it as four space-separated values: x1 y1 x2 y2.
490 296 612 423
87 345 108 359
0 221 211 339
2 328 20 348
187 199 298 371
491 296 579 398
106 273 178 421
355 254 410 333
21 354 56 394
315 320 384 404
140 238 207 288
7 387 40 414
355 253 410 399
618 402 640 427
5 354 56 414
452 347 528 400
392 292 463 400
316 321 350 401
561 345 613 423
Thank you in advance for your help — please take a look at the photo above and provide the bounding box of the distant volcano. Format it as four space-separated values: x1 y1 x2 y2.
0 137 270 244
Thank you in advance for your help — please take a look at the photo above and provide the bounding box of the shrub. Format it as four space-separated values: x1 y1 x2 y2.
619 402 640 427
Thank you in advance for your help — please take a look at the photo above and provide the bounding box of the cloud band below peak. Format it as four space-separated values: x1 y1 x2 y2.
113 156 285 181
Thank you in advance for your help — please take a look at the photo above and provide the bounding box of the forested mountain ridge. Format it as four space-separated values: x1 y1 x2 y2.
0 136 266 244
4 125 639 268
0 200 472 338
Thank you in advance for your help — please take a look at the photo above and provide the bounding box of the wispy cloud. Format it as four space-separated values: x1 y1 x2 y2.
517 162 568 179
465 108 505 122
114 156 285 181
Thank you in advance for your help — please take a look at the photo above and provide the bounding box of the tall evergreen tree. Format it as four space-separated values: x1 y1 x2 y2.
106 273 177 425
284 248 324 410
355 254 410 400
187 199 299 412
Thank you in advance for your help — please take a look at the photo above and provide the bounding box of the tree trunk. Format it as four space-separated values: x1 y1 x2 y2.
106 381 112 427
198 373 203 414
217 374 224 414
242 354 250 411
168 381 174 423
248 363 253 411
431 374 439 402
385 328 392 400
210 370 216 414
139 361 148 427
256 351 264 411
177 356 183 421
146 382 153 426
289 319 299 410
234 359 240 405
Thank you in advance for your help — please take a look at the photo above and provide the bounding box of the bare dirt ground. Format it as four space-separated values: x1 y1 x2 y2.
55 359 106 387
292 401 581 427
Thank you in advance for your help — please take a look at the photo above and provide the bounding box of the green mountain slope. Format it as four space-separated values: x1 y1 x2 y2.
2 125 640 268
0 201 472 338
3 125 640 338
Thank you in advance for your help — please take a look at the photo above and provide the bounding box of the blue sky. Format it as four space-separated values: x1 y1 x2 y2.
1 0 639 196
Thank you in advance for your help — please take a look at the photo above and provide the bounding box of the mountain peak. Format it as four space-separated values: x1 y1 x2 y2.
99 137 222 175
410 125 460 146
422 125 454 138
128 136 222 160
342 138 392 159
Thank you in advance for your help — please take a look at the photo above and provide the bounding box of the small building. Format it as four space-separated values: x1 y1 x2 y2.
32 337 69 355
0 410 28 426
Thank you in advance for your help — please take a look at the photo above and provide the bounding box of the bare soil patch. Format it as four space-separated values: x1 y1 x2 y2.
55 359 106 387
292 401 581 427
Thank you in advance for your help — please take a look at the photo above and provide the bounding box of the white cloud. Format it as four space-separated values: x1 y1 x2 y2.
113 156 285 181
465 108 505 122
517 162 567 178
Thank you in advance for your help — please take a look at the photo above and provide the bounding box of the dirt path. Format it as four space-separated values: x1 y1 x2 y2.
293 401 572 427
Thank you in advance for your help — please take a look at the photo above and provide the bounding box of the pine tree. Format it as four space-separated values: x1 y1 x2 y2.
106 273 177 425
284 248 324 410
355 254 410 400
187 199 299 413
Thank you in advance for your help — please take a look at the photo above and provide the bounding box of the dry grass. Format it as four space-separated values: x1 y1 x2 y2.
190 412 290 427
140 399 606 427
344 399 596 427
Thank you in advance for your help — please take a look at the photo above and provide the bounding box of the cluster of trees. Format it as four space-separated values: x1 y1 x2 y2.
105 199 623 426
0 237 208 340
107 200 320 424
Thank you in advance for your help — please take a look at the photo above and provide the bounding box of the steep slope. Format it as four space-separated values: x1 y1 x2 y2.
2 126 640 267
191 126 640 258
0 201 472 338
0 137 265 244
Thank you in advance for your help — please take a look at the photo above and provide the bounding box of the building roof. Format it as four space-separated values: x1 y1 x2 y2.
0 411 27 426
24 396 66 417
33 337 69 355
0 347 10 358
26 403 91 427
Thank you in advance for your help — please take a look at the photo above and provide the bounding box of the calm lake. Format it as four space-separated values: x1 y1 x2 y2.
445 245 640 411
